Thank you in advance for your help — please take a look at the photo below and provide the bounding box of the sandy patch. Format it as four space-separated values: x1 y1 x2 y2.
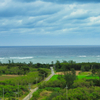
56 70 81 75
2 75 19 77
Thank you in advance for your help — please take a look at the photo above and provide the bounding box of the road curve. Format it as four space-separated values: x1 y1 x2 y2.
23 67 55 100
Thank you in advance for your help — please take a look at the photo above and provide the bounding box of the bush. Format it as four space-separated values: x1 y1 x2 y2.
64 70 77 89
30 89 43 100
39 79 66 89
73 79 94 88
52 87 100 100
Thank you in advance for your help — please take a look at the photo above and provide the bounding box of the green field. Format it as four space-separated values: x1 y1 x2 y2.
50 74 99 80
77 75 99 79
49 75 59 81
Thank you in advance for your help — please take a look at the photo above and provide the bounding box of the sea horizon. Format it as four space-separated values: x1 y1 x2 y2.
0 45 100 64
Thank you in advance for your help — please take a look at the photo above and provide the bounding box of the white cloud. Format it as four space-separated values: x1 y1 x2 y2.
0 0 100 39
88 16 100 25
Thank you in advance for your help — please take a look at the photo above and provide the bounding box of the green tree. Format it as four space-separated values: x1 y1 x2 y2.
92 69 96 76
64 70 76 89
97 69 100 80
81 66 85 72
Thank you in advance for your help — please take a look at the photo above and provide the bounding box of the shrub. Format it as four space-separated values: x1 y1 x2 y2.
64 70 77 89
39 79 66 89
73 79 94 88
52 87 100 100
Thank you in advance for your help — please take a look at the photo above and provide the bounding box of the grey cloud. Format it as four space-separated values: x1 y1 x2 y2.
0 0 61 18
0 0 100 38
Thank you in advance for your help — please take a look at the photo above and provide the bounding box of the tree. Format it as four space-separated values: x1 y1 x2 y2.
55 60 61 70
68 60 76 64
28 61 33 67
71 68 76 75
64 69 76 89
97 69 100 80
81 66 85 72
8 60 11 64
84 64 90 71
92 69 96 76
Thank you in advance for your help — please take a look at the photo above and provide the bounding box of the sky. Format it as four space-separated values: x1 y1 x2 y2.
0 0 100 46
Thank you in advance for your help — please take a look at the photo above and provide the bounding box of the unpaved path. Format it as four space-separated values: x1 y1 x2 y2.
23 67 55 100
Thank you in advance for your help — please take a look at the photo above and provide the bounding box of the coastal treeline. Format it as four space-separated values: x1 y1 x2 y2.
0 61 50 75
54 60 100 71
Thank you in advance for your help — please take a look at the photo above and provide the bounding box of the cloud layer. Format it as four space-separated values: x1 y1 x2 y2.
0 0 100 45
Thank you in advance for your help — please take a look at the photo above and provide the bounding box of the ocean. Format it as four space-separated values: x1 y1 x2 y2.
0 45 100 64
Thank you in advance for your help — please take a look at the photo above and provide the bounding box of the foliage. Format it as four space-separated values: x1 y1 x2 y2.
30 89 43 100
0 85 26 97
73 79 94 88
0 67 50 98
91 68 96 76
54 60 100 72
46 91 64 100
64 69 77 89
87 79 100 86
97 69 100 80
81 66 85 72
44 87 61 91
51 86 100 100
50 75 62 81
0 61 50 75
39 79 66 89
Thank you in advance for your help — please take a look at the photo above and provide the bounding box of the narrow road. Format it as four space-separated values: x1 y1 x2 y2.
23 67 55 100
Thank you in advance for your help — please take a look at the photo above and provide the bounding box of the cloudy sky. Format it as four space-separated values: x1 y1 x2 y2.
0 0 100 46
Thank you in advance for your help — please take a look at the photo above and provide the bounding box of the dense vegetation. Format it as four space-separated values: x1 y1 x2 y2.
54 60 100 72
0 61 51 99
30 60 100 100
1 60 100 99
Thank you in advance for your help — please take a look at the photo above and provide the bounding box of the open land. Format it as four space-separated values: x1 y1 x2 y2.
0 75 19 81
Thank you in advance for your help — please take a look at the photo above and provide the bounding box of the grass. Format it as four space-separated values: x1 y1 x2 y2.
49 75 59 81
50 73 99 81
78 71 99 79
0 75 19 81
78 71 91 75
38 90 52 100
77 75 99 79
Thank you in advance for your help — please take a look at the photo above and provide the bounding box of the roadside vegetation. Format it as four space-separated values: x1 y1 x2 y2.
0 61 51 100
30 60 100 100
1 60 100 100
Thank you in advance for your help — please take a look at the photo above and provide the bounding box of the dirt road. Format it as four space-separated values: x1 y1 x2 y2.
23 67 55 100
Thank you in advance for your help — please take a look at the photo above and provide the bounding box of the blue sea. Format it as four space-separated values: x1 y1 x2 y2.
0 45 100 64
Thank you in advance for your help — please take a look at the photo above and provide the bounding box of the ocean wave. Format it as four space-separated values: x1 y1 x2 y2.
78 55 86 57
96 55 100 57
55 56 62 58
0 58 5 59
10 57 33 59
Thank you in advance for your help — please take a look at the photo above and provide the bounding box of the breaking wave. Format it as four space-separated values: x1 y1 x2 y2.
9 57 33 59
78 55 86 57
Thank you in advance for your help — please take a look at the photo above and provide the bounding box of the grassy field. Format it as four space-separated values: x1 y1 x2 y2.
0 75 19 81
50 74 99 80
49 75 59 81
77 75 99 79
38 90 52 100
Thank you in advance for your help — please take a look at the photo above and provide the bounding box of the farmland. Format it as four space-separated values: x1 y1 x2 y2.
30 60 100 100
0 62 51 99
0 60 100 100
